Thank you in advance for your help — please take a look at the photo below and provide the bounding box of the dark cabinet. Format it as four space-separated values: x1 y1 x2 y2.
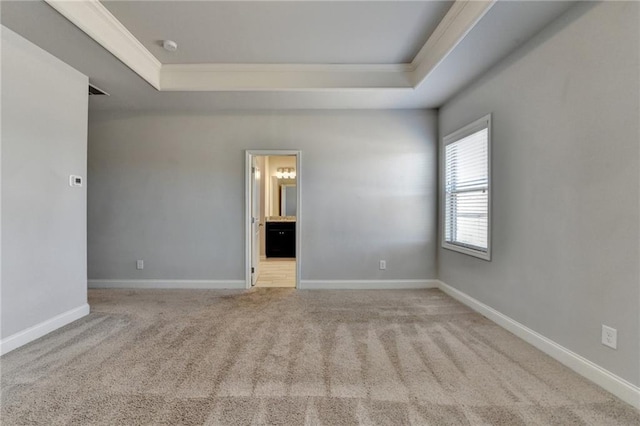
266 221 296 258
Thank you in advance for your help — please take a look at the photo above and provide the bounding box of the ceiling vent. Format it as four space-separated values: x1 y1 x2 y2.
88 83 110 96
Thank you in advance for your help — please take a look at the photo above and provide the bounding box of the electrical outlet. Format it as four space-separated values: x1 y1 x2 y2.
136 260 144 270
379 260 386 270
601 325 617 349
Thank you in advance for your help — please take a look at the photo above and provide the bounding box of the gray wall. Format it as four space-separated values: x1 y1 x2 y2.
88 110 438 282
438 2 639 386
1 26 88 339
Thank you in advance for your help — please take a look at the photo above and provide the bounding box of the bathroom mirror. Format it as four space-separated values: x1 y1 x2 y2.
280 184 297 216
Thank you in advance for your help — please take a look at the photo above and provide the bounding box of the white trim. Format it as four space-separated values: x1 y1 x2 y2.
88 280 245 289
160 64 413 91
163 63 413 73
44 0 161 89
245 150 302 290
436 280 640 409
0 304 90 356
245 152 252 289
295 152 302 290
412 0 496 87
441 114 492 261
300 280 438 290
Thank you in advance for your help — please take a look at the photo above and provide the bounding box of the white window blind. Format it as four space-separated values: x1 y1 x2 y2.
443 116 491 260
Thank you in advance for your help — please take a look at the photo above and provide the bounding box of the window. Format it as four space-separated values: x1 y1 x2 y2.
442 115 491 260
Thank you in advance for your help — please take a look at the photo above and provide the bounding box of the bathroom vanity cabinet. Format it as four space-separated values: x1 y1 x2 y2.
265 221 296 258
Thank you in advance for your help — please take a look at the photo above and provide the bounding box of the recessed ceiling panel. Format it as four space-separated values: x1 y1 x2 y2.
101 0 454 64
2 0 577 111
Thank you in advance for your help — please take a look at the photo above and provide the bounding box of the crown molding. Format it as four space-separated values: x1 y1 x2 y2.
412 0 496 87
161 63 414 91
44 0 161 89
45 0 495 92
162 63 414 73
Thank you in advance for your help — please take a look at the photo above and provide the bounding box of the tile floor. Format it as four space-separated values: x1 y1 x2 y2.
255 258 296 288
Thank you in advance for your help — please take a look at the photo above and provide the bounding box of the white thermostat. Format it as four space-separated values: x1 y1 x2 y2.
69 175 83 187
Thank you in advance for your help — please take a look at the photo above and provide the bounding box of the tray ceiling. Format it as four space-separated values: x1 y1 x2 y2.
101 1 454 65
0 0 577 110
43 0 496 91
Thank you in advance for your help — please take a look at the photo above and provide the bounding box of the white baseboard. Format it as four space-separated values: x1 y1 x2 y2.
0 303 90 356
88 279 246 289
436 280 640 409
300 279 438 290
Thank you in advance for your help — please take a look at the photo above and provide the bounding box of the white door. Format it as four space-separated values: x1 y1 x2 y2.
251 156 260 286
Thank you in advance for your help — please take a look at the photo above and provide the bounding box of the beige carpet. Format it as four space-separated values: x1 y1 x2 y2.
1 288 638 425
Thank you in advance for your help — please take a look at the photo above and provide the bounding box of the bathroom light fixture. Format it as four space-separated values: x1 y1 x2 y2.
276 167 296 179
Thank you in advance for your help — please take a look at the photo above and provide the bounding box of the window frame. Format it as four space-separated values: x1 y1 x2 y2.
441 114 492 261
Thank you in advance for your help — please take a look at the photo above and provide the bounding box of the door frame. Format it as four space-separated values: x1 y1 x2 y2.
245 150 301 290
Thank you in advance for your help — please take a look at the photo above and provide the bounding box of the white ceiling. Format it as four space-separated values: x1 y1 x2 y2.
102 0 453 64
1 1 577 111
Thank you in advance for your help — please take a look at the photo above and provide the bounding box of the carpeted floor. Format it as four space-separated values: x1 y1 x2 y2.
1 288 638 425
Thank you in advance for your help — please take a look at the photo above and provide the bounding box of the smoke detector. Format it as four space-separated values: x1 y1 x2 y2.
162 40 178 52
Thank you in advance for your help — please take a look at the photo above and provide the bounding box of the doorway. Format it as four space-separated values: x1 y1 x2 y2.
245 151 301 289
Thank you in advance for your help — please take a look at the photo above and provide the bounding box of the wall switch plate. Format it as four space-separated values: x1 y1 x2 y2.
601 325 617 349
379 260 386 270
136 260 144 270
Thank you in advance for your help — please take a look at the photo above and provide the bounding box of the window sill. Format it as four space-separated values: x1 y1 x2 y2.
442 242 491 261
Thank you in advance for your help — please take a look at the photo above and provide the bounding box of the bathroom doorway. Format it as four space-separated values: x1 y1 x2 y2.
245 151 300 289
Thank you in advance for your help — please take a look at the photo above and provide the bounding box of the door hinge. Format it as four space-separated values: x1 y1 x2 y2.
251 267 255 273
251 166 256 174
